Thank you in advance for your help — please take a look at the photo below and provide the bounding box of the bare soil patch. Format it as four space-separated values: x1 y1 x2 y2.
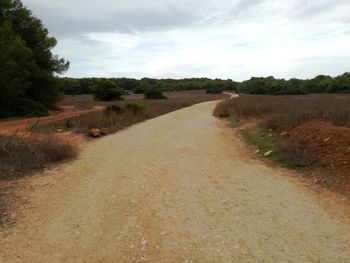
287 122 350 168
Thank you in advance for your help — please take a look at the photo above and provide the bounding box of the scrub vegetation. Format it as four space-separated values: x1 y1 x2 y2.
215 94 350 197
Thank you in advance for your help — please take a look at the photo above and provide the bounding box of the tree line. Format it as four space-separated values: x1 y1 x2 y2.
0 0 69 118
62 73 350 99
1 1 349 118
61 77 238 96
237 73 350 95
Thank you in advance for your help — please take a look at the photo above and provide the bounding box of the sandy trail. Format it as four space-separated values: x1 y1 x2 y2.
1 101 350 262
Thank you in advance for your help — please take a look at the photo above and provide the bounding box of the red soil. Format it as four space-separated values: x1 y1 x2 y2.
288 122 350 169
0 106 103 137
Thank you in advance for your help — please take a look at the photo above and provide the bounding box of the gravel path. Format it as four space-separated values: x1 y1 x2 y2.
1 101 349 262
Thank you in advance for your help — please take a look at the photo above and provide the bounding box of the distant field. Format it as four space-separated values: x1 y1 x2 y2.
58 90 223 107
40 90 228 134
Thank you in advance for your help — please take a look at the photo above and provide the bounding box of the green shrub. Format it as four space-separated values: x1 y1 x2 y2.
16 98 49 117
0 98 49 118
133 86 145 94
91 80 123 101
125 103 145 113
17 98 49 117
144 89 167 100
206 88 223 94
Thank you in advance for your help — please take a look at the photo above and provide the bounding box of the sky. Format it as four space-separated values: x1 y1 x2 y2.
22 0 350 81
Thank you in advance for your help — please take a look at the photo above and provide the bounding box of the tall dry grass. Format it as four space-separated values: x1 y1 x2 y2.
37 94 227 135
0 135 77 180
214 94 350 131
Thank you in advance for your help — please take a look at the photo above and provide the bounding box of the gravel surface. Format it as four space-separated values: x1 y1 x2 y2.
1 101 349 262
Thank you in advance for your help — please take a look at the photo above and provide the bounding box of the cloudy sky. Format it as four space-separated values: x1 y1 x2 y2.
22 0 350 80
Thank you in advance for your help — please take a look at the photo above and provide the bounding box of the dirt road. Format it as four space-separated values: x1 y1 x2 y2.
1 101 350 262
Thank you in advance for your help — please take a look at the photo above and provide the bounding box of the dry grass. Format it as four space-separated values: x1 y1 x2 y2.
214 94 350 199
214 94 350 131
37 92 227 135
58 90 225 108
0 134 77 180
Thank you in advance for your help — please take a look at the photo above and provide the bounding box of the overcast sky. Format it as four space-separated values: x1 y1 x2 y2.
22 0 350 80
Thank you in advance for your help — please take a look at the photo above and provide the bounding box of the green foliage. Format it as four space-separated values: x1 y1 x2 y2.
238 77 306 95
242 129 277 154
61 77 238 95
125 103 145 113
133 86 145 94
206 88 224 94
0 21 32 117
144 89 167 100
242 128 314 168
138 79 152 93
61 74 350 97
238 74 350 95
0 0 69 118
13 98 49 117
91 80 123 101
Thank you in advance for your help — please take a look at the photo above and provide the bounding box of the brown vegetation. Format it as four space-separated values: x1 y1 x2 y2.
214 94 350 199
58 90 225 107
0 134 77 180
214 94 350 131
36 91 227 135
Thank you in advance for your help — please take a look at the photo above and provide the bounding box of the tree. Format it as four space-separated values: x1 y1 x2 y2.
91 80 123 101
0 21 32 117
0 0 69 117
329 73 350 93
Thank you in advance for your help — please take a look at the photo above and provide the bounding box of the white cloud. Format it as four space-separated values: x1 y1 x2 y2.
23 0 350 80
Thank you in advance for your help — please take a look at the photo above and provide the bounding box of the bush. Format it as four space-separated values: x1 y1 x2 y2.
14 98 49 117
91 80 123 101
133 86 145 94
0 98 49 118
144 89 167 100
104 105 123 114
206 88 223 94
0 135 76 180
125 103 145 113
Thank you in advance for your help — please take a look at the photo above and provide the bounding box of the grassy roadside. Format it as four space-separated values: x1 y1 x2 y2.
241 127 314 169
215 94 350 200
34 93 228 136
0 135 77 180
242 128 277 154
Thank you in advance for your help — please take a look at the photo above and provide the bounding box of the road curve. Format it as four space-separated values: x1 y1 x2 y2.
1 101 350 262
